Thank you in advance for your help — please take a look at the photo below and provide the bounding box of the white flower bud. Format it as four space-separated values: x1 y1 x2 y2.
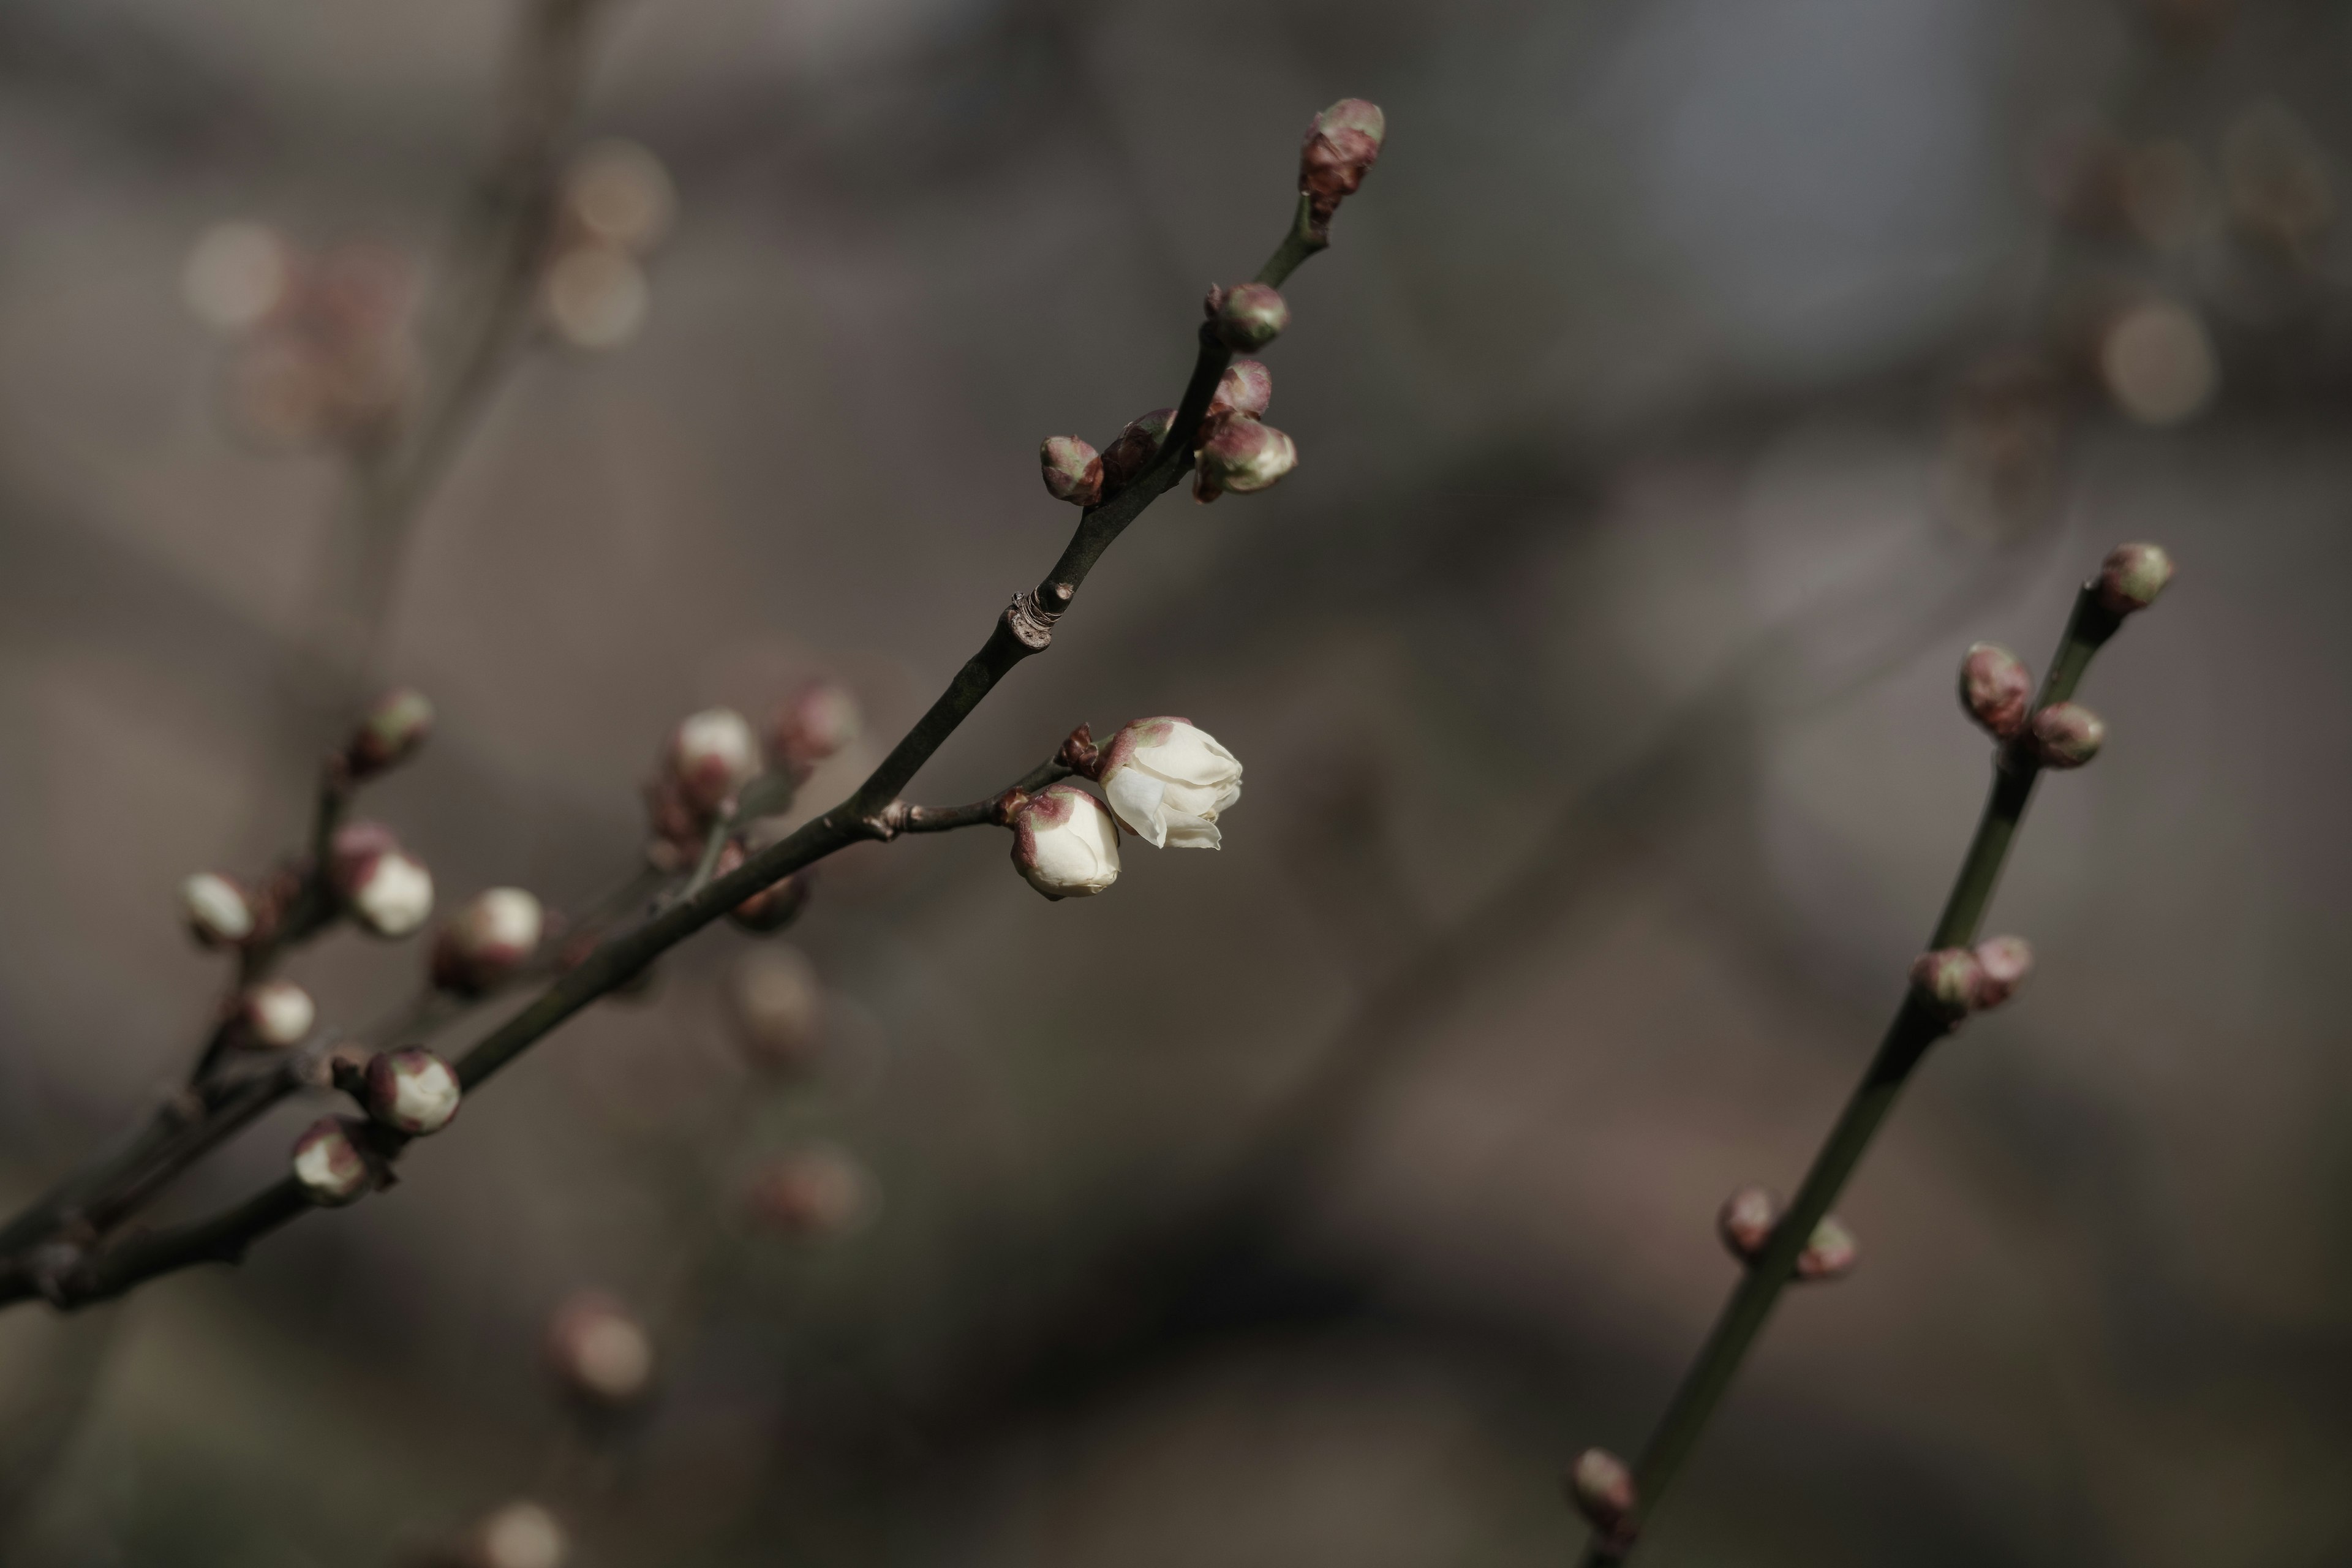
1204 282 1289 351
291 1117 371 1205
1910 948 1983 1022
364 1046 461 1134
1970 934 2034 1010
2097 541 2175 616
347 687 434 778
181 872 256 948
743 1145 876 1237
1958 643 2033 741
667 707 763 816
546 1291 655 1409
769 682 861 775
1193 415 1297 500
1716 1185 1779 1263
1210 359 1273 421
1008 784 1121 899
345 848 435 937
1098 718 1244 850
1565 1447 1637 1548
431 887 545 995
1039 435 1105 507
1794 1216 1860 1281
241 979 316 1047
470 1501 569 1568
729 947 826 1072
2029 701 2105 769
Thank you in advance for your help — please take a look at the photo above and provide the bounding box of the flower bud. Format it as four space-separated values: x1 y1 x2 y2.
546 1291 654 1410
1009 783 1121 899
1098 408 1177 493
1564 1447 1637 1547
744 1145 876 1237
1300 98 1387 232
431 888 545 995
1958 643 2034 741
346 687 434 778
241 979 316 1047
291 1117 371 1205
181 872 257 948
1795 1216 1860 1281
1205 282 1289 351
1039 435 1104 507
1210 359 1273 421
1193 416 1297 501
1717 1185 1778 1263
2097 541 2174 616
1098 718 1245 850
667 708 763 816
332 827 435 938
2029 702 2105 769
1970 934 2034 1010
769 681 861 775
1910 948 1983 1022
467 1501 569 1568
364 1046 461 1134
729 947 825 1072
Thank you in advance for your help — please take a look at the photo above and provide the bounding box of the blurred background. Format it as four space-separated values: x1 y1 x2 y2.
2 0 2349 1562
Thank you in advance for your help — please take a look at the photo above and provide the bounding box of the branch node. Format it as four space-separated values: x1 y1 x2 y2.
1004 587 1065 651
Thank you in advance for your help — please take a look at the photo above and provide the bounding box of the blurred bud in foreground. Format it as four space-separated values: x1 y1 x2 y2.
1958 644 2034 741
1565 1447 1637 1548
769 681 861 777
1970 935 2034 1010
1210 358 1273 421
744 1146 876 1237
563 140 676 254
241 979 316 1048
1098 718 1244 850
453 1500 569 1568
1009 784 1121 899
1205 282 1289 351
546 1291 655 1411
2097 542 2175 616
222 243 417 451
292 1117 371 1205
333 822 435 937
667 708 763 817
2100 298 2216 426
345 687 434 779
2029 702 2105 769
1300 99 1386 236
544 246 649 350
1098 407 1175 493
431 888 546 995
1794 1216 1860 1281
365 1047 462 1134
182 872 257 948
1717 1185 1778 1262
1194 415 1297 501
1910 948 1984 1022
183 221 292 333
1040 435 1104 507
729 946 825 1072
714 839 812 933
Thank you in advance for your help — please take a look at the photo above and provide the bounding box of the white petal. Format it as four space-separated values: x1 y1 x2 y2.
1161 812 1223 850
1104 767 1169 849
1140 724 1242 788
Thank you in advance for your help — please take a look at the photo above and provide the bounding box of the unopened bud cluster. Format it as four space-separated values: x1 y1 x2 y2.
644 706 763 864
1956 648 2106 770
1910 935 2035 1023
1005 718 1246 898
1039 349 1297 511
1716 1186 1860 1281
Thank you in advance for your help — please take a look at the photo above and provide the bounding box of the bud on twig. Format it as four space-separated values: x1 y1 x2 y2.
241 978 317 1048
1039 435 1104 507
291 1117 372 1205
181 872 257 948
1969 934 2034 1010
1794 1216 1860 1281
2097 542 2174 616
1910 948 1984 1022
1210 359 1273 421
729 947 825 1073
1205 282 1289 351
431 888 546 995
1098 408 1175 493
1716 1185 1778 1262
1193 416 1298 502
346 687 434 779
1958 643 2034 740
1098 718 1245 850
332 823 435 938
365 1047 462 1134
546 1291 654 1411
2029 702 2105 769
667 708 763 816
744 1146 876 1237
769 681 861 777
1566 1447 1638 1549
1300 99 1387 236
1009 783 1121 899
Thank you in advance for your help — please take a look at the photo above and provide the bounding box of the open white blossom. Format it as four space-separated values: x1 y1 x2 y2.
1009 784 1120 899
1098 718 1243 849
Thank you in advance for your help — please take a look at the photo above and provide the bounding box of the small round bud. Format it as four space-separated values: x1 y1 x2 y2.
666 708 763 816
1910 948 1983 1022
1970 934 2034 1010
1300 99 1387 232
743 1146 876 1237
241 979 316 1047
564 139 675 254
1194 416 1298 501
769 682 861 775
1210 359 1273 421
1098 407 1177 492
183 221 291 333
291 1117 371 1205
1795 1216 1860 1281
1717 1185 1779 1264
347 687 434 778
364 1046 461 1135
1039 435 1105 507
2029 702 2105 769
1958 643 2034 741
2096 542 2174 616
181 872 256 948
431 888 546 995
1565 1447 1637 1547
546 1291 655 1410
1008 783 1121 899
469 1501 569 1568
341 846 435 938
729 947 825 1072
1205 282 1289 351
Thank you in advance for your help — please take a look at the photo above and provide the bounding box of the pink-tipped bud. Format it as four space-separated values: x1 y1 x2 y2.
345 687 434 778
666 707 763 816
1717 1185 1779 1263
1910 948 1984 1022
462 1501 570 1568
1300 99 1387 233
2029 702 2105 769
1565 1447 1638 1547
729 947 825 1072
364 1046 461 1134
769 681 861 775
1098 407 1177 492
546 1291 654 1409
1210 359 1274 421
744 1146 876 1237
1039 435 1105 507
2096 541 2174 616
1009 783 1121 899
1205 282 1290 351
431 888 545 995
1970 934 2034 1010
241 978 316 1047
181 872 257 948
1194 416 1298 501
330 827 434 938
1958 643 2034 740
291 1117 371 1205
1795 1216 1860 1281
